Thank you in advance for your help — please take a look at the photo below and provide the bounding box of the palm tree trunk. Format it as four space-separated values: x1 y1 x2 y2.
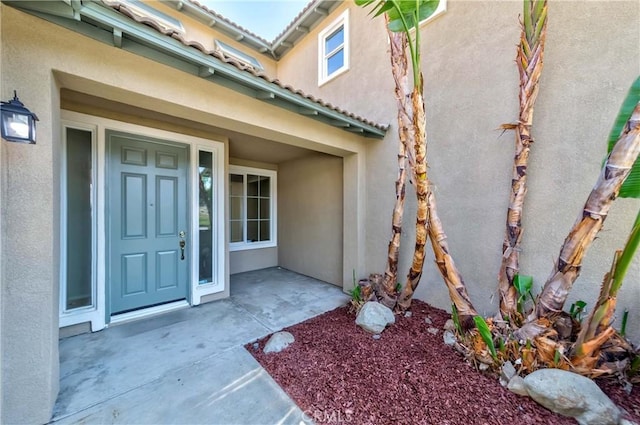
396 84 478 325
397 84 429 311
536 102 640 318
572 210 640 365
498 0 548 318
426 190 479 329
379 28 412 308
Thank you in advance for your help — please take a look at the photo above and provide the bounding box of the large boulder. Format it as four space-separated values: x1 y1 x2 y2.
524 369 621 425
355 302 395 334
263 331 295 353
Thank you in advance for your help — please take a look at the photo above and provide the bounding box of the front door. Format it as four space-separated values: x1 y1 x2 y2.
107 131 189 315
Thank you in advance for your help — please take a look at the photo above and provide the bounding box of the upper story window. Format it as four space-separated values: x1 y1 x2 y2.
215 40 264 71
229 166 277 251
318 9 350 86
118 0 185 34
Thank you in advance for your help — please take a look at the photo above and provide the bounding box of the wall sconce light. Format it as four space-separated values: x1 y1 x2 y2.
1 91 39 144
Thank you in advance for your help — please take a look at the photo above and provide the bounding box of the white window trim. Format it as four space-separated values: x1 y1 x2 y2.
318 9 350 87
418 0 447 28
59 121 102 331
229 165 277 252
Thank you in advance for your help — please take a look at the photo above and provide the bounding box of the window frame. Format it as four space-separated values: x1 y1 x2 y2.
418 0 447 27
229 165 277 251
318 9 350 86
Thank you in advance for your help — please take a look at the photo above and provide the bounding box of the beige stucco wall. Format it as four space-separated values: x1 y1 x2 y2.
229 248 278 275
279 153 344 286
0 3 369 421
280 0 640 343
1 5 61 423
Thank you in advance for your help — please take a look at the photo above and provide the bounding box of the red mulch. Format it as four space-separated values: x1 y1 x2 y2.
247 300 640 425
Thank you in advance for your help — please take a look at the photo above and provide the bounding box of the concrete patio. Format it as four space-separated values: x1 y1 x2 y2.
51 267 349 425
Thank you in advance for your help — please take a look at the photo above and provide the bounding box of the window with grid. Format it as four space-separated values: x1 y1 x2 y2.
229 166 276 250
318 9 349 85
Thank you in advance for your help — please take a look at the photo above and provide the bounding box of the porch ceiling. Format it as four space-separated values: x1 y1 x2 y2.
62 89 316 164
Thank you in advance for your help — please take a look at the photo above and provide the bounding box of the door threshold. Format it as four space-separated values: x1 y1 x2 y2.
109 300 190 326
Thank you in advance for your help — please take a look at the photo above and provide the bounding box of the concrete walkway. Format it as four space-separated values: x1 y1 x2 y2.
51 268 349 425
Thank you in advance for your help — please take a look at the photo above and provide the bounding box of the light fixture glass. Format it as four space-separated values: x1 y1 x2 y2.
1 91 38 144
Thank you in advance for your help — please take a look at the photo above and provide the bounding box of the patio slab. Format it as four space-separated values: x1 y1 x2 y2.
51 267 349 424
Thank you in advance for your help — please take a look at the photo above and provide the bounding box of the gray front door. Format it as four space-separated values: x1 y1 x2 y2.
107 131 189 315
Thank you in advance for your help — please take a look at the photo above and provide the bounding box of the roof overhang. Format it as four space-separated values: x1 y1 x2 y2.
2 0 388 139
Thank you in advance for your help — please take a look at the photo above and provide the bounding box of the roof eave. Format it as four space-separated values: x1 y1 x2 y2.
2 0 387 139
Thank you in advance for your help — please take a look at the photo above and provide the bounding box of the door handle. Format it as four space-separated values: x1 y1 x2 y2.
179 239 186 260
179 231 186 261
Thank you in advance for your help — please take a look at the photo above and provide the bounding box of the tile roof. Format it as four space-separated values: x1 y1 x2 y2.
187 0 273 45
104 0 387 134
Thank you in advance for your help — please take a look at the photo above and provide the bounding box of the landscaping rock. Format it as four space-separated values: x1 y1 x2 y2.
443 331 456 346
404 311 412 318
355 301 395 334
507 376 529 396
500 361 517 387
443 319 456 332
424 317 432 325
524 369 621 425
427 327 439 335
263 331 295 354
372 334 381 340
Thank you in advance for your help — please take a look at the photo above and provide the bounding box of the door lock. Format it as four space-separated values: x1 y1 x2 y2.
179 231 186 260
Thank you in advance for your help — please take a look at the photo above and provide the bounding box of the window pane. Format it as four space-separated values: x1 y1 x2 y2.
327 49 344 75
247 174 260 196
229 174 243 196
259 220 270 241
198 151 213 284
230 197 243 221
259 198 270 219
259 176 270 197
247 197 259 220
247 220 258 242
325 26 344 54
230 221 243 242
66 128 93 310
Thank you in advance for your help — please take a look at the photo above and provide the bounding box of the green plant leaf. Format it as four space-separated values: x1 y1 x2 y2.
607 76 640 198
612 211 640 293
385 0 440 32
451 303 463 335
523 0 532 38
513 274 533 296
621 309 629 337
473 315 497 360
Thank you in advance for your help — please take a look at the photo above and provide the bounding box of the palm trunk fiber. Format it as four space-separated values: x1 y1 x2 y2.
535 103 640 318
498 0 548 318
379 28 412 308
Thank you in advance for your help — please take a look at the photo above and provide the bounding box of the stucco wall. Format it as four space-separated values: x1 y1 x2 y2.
280 0 640 343
229 248 278 275
1 5 60 423
278 153 344 286
413 0 640 342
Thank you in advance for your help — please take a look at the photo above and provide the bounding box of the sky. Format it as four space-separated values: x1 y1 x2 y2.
197 0 310 41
